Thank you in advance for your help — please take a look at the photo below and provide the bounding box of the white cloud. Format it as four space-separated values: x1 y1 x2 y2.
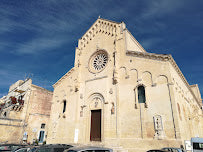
140 0 183 19
0 68 25 97
0 0 98 55
16 37 68 54
0 67 54 95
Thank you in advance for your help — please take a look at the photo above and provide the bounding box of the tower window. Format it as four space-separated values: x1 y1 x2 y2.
138 86 146 103
63 100 66 113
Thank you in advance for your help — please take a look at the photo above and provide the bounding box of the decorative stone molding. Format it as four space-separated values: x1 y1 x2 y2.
109 88 113 94
79 105 87 117
88 50 108 73
78 18 122 50
85 75 108 83
53 67 75 88
133 88 138 109
144 102 148 108
126 50 202 109
151 83 157 87
137 79 142 82
153 115 165 140
75 86 79 92
119 66 129 79
126 50 169 61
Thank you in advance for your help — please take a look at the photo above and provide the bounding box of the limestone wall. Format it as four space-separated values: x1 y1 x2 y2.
0 79 32 143
24 85 52 144
46 18 202 152
0 122 23 143
47 69 79 144
114 49 183 151
169 62 203 145
0 79 52 144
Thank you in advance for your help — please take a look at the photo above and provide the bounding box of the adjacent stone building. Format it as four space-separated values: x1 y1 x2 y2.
0 79 52 144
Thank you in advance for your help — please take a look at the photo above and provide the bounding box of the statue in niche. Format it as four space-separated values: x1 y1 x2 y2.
153 115 165 139
80 105 86 117
94 97 100 108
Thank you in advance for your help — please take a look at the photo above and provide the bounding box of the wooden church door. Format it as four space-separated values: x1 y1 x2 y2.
90 109 101 141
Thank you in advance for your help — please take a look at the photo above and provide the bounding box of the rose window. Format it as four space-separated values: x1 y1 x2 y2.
89 50 108 73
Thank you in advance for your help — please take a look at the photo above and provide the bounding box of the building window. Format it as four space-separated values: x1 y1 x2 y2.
18 95 23 100
41 123 45 129
3 112 7 117
63 100 66 113
38 130 45 143
88 50 108 73
138 85 146 103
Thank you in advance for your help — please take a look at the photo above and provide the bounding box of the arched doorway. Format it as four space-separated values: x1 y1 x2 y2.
90 109 101 141
88 93 104 142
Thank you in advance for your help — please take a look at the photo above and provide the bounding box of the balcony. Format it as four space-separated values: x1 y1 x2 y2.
18 99 24 105
10 96 17 104
9 96 24 105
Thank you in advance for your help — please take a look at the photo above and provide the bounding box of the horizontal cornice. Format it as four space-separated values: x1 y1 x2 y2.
126 50 169 61
126 50 202 108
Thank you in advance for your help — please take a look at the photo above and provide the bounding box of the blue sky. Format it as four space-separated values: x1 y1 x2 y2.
0 0 203 98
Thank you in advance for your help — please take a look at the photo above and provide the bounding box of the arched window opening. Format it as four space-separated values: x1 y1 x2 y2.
63 100 66 113
41 123 45 129
138 86 146 103
3 112 7 117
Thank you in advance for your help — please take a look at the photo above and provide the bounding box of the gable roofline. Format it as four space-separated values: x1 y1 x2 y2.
78 17 123 50
168 55 202 108
125 28 147 52
190 84 202 101
79 17 121 39
31 84 53 94
126 50 202 109
98 17 122 24
53 67 75 88
190 84 198 87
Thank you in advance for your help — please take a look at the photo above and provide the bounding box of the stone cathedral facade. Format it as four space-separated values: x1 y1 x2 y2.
47 18 203 152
